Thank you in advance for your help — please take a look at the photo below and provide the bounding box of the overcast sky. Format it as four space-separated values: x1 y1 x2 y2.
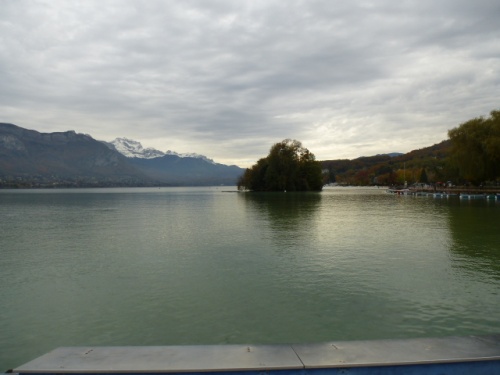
1 0 499 167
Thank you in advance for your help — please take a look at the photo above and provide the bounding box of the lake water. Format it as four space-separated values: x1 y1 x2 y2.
1 186 499 370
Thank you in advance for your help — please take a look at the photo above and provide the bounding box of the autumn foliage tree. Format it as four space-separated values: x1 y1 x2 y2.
448 110 500 184
237 139 323 191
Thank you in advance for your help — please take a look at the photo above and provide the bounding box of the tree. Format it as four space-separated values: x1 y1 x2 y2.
448 110 500 184
237 139 323 191
419 168 428 183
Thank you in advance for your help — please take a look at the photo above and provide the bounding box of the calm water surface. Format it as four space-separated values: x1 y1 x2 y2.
1 187 499 369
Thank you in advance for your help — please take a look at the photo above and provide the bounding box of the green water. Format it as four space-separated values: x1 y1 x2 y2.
1 187 499 370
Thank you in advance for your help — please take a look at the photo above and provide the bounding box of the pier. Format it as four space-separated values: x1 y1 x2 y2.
386 187 500 200
11 335 500 375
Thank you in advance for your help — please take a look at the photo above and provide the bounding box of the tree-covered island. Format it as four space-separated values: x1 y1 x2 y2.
237 139 324 191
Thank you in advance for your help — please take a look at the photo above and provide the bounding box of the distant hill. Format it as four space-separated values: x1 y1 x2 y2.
387 152 404 157
129 155 244 186
321 141 451 185
103 137 244 185
0 123 245 187
0 123 147 187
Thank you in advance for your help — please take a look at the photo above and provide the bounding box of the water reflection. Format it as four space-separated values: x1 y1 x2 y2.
446 200 500 281
240 191 321 220
239 192 321 251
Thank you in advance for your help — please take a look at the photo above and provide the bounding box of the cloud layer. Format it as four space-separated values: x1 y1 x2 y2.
1 0 499 166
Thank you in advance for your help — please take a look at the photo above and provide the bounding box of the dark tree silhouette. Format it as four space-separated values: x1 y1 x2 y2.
238 139 323 192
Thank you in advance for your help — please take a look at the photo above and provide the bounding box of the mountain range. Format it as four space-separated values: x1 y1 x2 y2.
0 123 244 187
104 137 217 163
1 122 445 189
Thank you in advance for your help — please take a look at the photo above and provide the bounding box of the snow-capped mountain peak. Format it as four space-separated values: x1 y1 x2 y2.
165 150 215 164
110 138 165 159
109 138 215 164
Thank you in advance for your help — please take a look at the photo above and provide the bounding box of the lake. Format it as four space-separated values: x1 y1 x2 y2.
1 186 499 370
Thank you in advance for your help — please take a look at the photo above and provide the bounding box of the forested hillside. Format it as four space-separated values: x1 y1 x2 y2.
322 110 500 186
321 140 451 186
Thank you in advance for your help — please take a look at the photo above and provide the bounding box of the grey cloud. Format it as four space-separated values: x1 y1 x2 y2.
1 0 499 166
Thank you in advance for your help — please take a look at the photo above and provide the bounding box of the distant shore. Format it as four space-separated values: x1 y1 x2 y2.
409 187 500 195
